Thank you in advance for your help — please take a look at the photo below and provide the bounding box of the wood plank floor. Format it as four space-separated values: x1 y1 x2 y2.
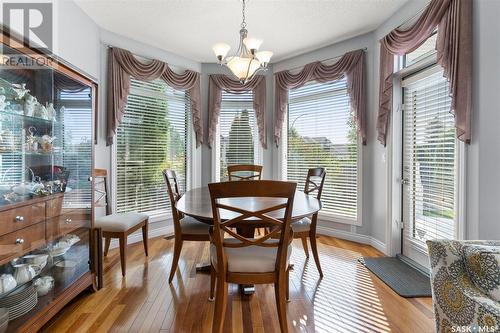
42 235 435 333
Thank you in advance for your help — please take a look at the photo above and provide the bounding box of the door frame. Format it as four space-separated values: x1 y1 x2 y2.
385 54 467 260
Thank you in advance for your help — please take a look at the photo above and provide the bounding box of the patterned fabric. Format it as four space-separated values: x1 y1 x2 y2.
427 240 500 333
462 245 500 302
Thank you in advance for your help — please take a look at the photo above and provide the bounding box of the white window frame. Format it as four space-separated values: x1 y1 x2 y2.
385 52 466 257
110 84 200 224
277 82 363 226
211 92 263 183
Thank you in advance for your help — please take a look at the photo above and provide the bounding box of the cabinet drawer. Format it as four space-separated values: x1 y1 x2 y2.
46 209 90 241
0 203 45 236
46 196 64 218
0 223 46 264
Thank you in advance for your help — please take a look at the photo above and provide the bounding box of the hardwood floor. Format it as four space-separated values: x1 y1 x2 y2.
42 235 435 333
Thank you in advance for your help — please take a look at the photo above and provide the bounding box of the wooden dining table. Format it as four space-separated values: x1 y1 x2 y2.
176 186 322 294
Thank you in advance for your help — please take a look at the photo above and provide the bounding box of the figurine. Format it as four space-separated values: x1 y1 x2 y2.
0 95 9 112
40 134 56 152
46 102 56 121
23 94 37 117
26 126 38 152
34 103 49 120
11 83 29 100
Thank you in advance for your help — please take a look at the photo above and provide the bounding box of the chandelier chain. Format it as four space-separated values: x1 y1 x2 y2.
241 0 247 29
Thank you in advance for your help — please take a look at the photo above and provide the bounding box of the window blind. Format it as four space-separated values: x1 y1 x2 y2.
116 79 190 218
286 79 359 221
402 68 456 244
58 88 93 208
218 90 260 181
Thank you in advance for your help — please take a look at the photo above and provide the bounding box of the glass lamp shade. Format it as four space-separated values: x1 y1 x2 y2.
243 37 263 51
226 56 261 81
212 43 231 59
255 51 273 64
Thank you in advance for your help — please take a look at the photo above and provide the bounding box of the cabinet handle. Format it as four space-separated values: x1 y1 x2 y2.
15 238 24 245
14 216 24 222
65 219 72 224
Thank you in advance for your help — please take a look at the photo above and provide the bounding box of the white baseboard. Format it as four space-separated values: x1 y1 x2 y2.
108 224 175 249
316 225 387 255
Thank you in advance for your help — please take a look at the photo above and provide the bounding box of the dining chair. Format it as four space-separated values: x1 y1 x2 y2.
163 169 211 283
227 164 263 181
208 180 296 333
292 167 326 277
94 169 149 277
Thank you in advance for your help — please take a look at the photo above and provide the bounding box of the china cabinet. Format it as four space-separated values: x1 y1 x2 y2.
0 34 99 332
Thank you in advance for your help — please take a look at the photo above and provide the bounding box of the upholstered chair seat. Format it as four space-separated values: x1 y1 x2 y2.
210 239 292 273
95 212 149 232
180 216 211 235
291 218 311 233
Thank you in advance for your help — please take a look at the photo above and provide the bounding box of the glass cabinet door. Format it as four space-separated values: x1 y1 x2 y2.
0 44 94 330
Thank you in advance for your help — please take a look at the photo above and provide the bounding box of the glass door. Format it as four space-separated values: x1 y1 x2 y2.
401 66 458 268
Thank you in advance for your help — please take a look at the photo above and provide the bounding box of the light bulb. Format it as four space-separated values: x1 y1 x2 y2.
243 37 263 52
212 43 231 60
255 51 273 65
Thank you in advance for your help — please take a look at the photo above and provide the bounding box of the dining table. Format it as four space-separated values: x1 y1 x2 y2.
176 186 322 294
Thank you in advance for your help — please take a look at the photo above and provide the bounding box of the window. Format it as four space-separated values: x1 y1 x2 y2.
58 87 93 208
214 90 261 181
283 79 360 222
402 67 458 246
115 79 191 219
403 32 437 67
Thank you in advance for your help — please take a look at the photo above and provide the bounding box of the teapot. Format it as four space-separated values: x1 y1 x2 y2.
0 274 16 295
12 263 39 284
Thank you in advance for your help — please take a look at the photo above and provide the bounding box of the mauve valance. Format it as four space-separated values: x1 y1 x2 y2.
274 49 366 147
377 0 472 146
106 47 202 147
208 74 267 149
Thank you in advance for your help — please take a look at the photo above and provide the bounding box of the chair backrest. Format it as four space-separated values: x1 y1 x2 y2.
162 169 182 228
94 168 110 215
227 164 263 181
304 167 326 200
208 180 296 273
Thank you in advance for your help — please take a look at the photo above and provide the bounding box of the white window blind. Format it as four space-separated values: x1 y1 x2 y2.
58 88 93 208
402 68 456 244
285 79 359 221
116 79 190 218
217 90 260 181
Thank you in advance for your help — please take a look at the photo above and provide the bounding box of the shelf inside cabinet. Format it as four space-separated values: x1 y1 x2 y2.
0 110 56 125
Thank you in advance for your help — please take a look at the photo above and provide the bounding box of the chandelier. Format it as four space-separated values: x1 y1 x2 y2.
212 0 273 83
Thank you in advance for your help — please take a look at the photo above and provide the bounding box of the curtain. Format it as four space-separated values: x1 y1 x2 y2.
377 0 472 146
274 49 366 146
208 74 267 148
106 47 202 147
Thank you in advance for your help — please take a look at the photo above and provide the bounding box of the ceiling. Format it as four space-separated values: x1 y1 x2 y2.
75 0 408 63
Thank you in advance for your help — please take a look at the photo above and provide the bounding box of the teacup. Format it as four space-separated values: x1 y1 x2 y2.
34 276 54 296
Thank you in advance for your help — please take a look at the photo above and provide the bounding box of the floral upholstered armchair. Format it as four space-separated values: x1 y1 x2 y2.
427 240 500 333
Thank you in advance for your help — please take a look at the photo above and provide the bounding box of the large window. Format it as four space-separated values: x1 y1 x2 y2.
115 79 190 219
214 90 261 181
283 79 360 222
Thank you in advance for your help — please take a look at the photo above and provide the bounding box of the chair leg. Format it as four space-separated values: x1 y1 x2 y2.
309 231 323 278
104 237 111 257
209 265 216 301
118 234 127 277
300 235 309 258
274 275 289 333
142 223 149 256
168 236 183 283
212 279 228 333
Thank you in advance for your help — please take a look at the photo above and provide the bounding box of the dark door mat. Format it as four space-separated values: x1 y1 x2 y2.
359 257 432 297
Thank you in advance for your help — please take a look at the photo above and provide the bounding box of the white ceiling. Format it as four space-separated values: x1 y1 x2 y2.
75 0 408 63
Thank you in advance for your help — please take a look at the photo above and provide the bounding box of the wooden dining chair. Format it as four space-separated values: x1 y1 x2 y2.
94 169 149 277
163 169 211 283
227 164 263 181
208 180 296 333
292 167 326 277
